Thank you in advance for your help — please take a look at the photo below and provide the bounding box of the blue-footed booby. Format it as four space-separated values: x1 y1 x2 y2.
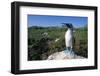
62 23 75 58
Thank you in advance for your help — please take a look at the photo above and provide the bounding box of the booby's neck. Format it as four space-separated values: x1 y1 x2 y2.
66 28 73 35
67 28 73 32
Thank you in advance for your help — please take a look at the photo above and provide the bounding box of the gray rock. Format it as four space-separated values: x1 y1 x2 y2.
47 51 85 60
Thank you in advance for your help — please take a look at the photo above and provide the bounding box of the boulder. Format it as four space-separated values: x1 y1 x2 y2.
47 51 85 60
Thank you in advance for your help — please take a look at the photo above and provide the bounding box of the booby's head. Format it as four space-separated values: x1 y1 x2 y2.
62 23 73 30
66 24 73 29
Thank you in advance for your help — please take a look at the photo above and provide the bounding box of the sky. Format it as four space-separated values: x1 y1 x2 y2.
28 15 88 28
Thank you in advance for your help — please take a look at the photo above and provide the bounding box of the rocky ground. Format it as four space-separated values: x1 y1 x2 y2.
47 51 85 60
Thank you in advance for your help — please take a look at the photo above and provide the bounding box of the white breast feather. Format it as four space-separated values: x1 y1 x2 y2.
65 29 73 47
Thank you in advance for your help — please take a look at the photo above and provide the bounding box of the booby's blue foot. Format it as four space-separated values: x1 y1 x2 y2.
64 48 69 54
64 48 75 58
64 48 71 55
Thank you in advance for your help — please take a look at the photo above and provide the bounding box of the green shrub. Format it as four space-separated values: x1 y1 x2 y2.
28 26 88 60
